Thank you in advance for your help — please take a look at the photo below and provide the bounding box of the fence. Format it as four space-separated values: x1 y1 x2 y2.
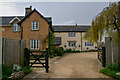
2 38 26 67
105 37 120 65
98 37 120 66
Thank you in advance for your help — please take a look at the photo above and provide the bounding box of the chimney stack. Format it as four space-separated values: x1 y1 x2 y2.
25 6 32 15
75 23 77 26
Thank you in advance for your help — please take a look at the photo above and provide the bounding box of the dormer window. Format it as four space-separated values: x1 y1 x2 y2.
31 21 39 30
14 24 20 32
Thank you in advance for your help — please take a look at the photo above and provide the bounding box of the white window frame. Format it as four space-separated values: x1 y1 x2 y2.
30 39 39 49
68 42 76 47
85 42 94 46
13 24 20 32
68 32 76 37
31 21 39 30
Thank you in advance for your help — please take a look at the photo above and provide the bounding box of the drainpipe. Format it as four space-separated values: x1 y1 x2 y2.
20 26 23 40
19 25 23 65
48 22 52 52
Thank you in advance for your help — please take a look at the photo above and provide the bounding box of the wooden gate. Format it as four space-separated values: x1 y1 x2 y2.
24 48 49 72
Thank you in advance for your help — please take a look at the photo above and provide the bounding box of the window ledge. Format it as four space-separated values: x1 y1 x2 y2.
31 29 39 31
13 31 20 32
30 48 39 50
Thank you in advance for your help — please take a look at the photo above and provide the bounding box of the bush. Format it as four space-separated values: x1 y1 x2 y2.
100 62 120 79
2 64 13 80
49 55 54 58
54 47 64 56
100 68 120 79
21 66 32 75
64 49 80 53
64 49 73 53
106 62 120 72
59 47 64 51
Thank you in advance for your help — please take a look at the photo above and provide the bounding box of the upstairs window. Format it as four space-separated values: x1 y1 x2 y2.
68 33 76 37
14 24 20 32
30 39 39 49
85 42 94 46
31 21 39 30
68 41 76 47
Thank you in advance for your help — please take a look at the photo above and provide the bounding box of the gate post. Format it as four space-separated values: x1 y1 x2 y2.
45 48 49 73
24 48 30 66
102 47 106 67
98 48 99 59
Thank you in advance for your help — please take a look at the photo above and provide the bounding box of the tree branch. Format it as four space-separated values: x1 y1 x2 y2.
113 14 119 30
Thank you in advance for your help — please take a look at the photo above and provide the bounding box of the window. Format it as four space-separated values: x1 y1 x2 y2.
31 21 39 30
68 42 76 47
85 42 94 46
14 24 20 31
30 39 39 49
68 33 76 37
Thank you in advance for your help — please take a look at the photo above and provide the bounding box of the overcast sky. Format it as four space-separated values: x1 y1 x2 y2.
0 2 109 25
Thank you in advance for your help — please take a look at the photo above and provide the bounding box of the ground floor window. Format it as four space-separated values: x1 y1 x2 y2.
68 41 76 47
30 39 39 49
85 42 94 46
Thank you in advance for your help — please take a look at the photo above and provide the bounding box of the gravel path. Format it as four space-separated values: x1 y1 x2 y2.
23 52 110 79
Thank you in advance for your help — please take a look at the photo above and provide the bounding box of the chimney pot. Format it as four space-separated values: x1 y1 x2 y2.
75 23 77 26
25 6 32 15
30 6 32 9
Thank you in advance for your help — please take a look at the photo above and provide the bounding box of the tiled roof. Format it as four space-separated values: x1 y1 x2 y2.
54 37 61 45
53 25 90 32
0 9 52 26
18 9 52 25
0 16 24 26
0 16 52 26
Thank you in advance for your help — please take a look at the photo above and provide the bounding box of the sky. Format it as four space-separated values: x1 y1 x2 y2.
0 2 110 25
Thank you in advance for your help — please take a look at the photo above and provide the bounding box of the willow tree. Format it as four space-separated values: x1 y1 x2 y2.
84 2 120 44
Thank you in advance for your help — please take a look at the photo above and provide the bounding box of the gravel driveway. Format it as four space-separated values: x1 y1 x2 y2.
23 52 110 79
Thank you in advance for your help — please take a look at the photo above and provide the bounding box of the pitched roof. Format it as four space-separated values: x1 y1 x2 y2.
0 9 52 26
54 37 61 45
0 16 24 26
18 9 52 25
53 25 90 32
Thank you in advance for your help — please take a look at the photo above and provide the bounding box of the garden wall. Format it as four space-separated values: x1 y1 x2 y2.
2 38 26 67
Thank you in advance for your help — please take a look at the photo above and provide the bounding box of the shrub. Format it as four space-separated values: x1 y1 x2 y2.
100 62 120 79
100 68 120 79
65 49 73 53
64 49 80 53
49 55 54 58
21 66 32 75
54 47 64 56
2 64 13 80
106 63 119 72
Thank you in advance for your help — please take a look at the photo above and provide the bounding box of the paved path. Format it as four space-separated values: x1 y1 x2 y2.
23 52 110 78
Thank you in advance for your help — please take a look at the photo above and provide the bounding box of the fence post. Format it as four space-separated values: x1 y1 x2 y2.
98 48 99 59
24 48 30 66
45 48 49 73
102 47 106 67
